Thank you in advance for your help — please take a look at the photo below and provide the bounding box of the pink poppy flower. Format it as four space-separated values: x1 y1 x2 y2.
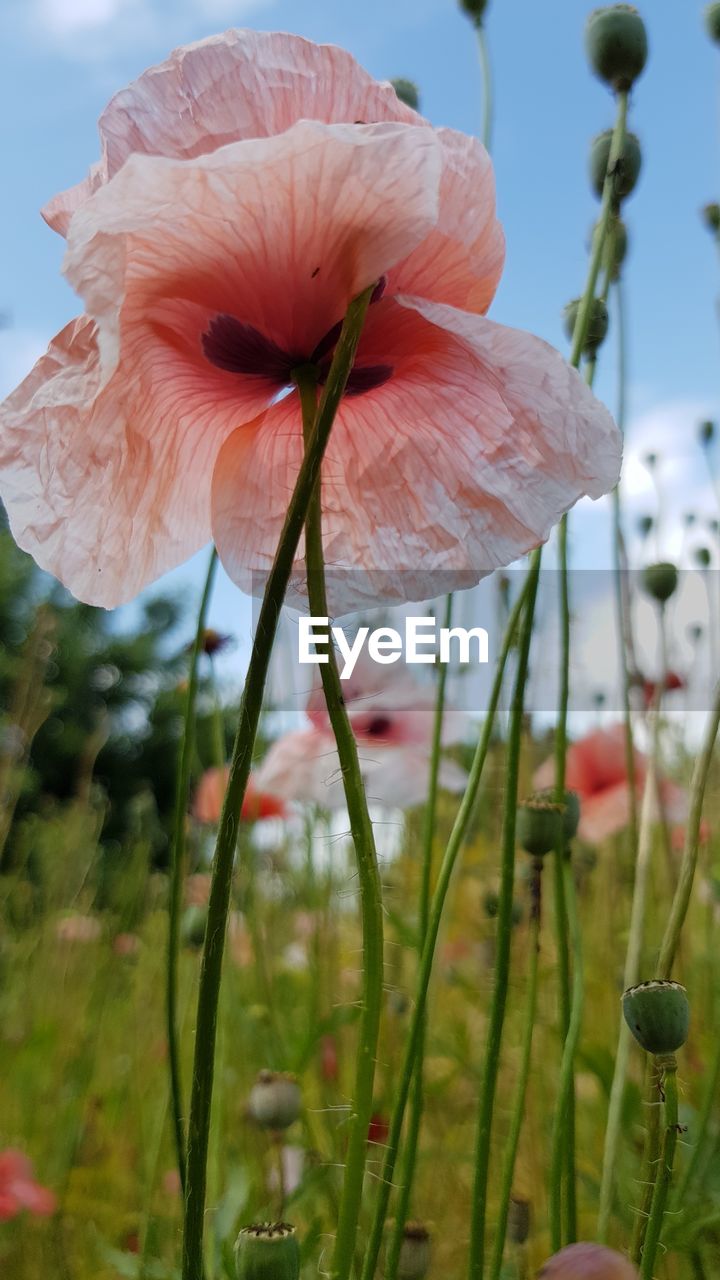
533 724 686 845
192 768 286 824
0 31 619 611
254 658 467 809
537 1243 638 1279
0 1150 56 1221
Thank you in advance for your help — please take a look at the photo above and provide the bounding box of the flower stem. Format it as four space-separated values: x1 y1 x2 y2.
548 856 584 1253
294 370 385 1280
360 566 537 1280
467 551 542 1280
476 23 493 152
180 283 374 1280
383 592 454 1280
488 860 542 1280
167 546 218 1196
638 1056 680 1280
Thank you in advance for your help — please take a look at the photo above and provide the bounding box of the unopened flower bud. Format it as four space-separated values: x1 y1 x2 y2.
705 2 720 44
537 1242 639 1278
391 79 420 111
641 561 678 604
622 980 690 1055
180 904 207 949
458 0 489 26
234 1223 300 1280
516 796 565 857
508 1196 531 1245
699 419 716 446
695 546 712 569
589 130 642 203
563 298 609 357
702 202 720 233
637 514 653 539
585 6 648 92
248 1071 302 1130
396 1223 431 1280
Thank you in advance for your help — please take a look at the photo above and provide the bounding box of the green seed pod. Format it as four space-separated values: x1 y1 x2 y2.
508 1196 531 1245
563 297 609 357
641 561 678 604
585 6 648 92
705 2 720 44
622 980 690 1055
531 788 581 843
644 450 658 469
483 888 499 918
391 78 420 111
702 202 720 233
234 1223 300 1280
180 904 207 949
589 130 642 203
537 1242 639 1278
396 1223 431 1280
695 546 712 569
699 419 716 446
248 1071 302 1130
516 797 565 858
637 514 653 539
458 0 489 25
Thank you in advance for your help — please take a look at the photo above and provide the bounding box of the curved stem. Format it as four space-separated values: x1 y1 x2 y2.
488 862 542 1280
181 284 374 1280
167 546 218 1195
383 593 454 1280
549 857 584 1252
467 552 542 1280
295 370 385 1280
639 1057 679 1280
656 676 720 980
476 24 493 152
360 567 537 1280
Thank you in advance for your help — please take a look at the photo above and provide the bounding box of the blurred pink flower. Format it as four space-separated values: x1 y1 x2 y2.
112 932 140 957
534 724 686 845
255 658 468 809
0 32 619 611
537 1242 638 1278
0 1150 56 1221
192 768 287 824
55 913 102 944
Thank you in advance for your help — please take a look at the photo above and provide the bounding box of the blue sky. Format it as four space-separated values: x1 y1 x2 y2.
0 0 718 707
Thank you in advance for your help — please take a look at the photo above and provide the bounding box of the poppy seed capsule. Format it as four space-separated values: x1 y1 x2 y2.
705 2 720 43
641 561 678 604
699 419 716 445
637 514 653 538
459 0 489 25
585 6 648 92
589 130 642 203
622 980 690 1055
234 1223 300 1280
508 1196 531 1245
702 202 720 233
516 797 565 857
396 1222 431 1280
531 788 581 842
695 546 712 569
563 298 609 358
180 904 207 949
391 78 420 111
248 1071 302 1130
537 1242 639 1278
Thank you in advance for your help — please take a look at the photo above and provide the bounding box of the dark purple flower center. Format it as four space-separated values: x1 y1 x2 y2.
201 278 392 397
365 715 393 738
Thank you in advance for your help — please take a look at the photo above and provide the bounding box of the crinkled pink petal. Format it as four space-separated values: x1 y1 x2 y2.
42 30 419 235
2 122 441 607
213 298 620 613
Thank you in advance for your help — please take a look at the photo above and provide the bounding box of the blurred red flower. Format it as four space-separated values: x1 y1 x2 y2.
0 1150 56 1221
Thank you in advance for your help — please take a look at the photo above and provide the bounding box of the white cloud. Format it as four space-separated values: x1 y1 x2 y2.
38 0 130 32
0 328 49 400
32 0 277 49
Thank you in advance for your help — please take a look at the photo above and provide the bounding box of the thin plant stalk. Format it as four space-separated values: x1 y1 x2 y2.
488 861 543 1280
638 1056 680 1280
466 553 542 1280
181 284 375 1280
295 370 385 1280
548 856 584 1252
383 592 454 1280
167 546 218 1194
360 565 538 1280
476 23 493 152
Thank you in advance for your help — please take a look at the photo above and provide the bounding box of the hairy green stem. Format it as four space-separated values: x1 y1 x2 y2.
167 546 218 1195
549 857 584 1252
488 862 542 1280
181 284 374 1280
639 1058 679 1280
467 552 542 1280
384 593 454 1280
360 568 537 1280
295 370 385 1280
